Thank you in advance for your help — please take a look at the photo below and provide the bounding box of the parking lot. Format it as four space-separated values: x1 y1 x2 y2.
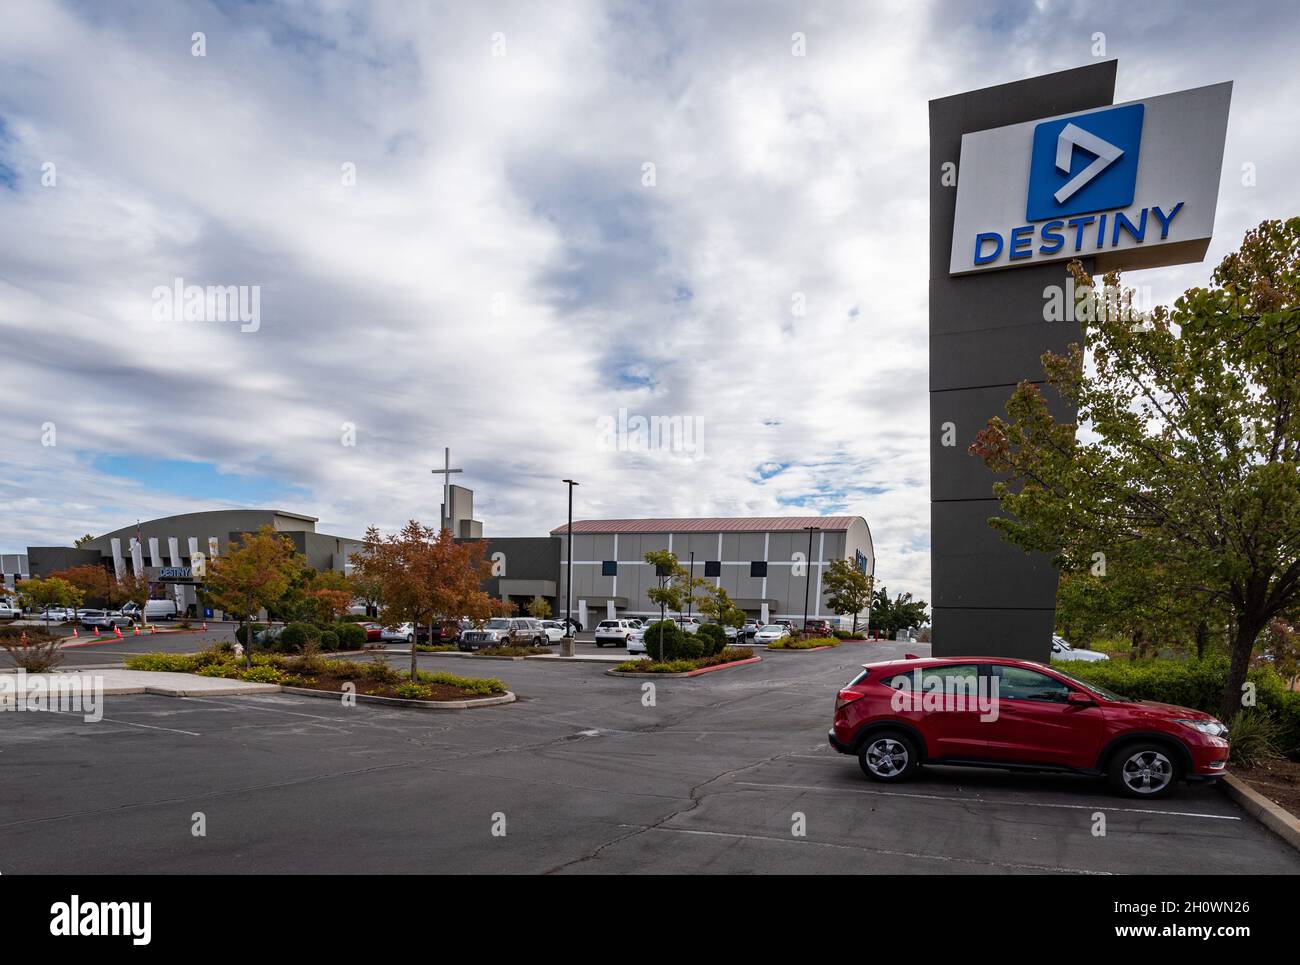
2 641 1296 874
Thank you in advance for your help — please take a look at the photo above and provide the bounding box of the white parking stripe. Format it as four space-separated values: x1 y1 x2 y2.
40 707 201 737
619 824 1111 874
733 781 1241 820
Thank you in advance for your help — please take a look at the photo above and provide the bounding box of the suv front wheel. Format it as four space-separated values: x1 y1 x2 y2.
857 731 920 783
1108 742 1179 798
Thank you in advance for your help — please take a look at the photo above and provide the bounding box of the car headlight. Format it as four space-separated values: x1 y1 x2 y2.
1174 718 1229 738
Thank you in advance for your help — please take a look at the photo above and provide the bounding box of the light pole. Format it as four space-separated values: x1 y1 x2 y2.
686 550 695 626
802 525 820 635
562 479 578 657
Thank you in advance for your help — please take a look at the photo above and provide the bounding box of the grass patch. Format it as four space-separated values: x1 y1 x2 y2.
415 643 457 652
767 636 839 650
474 645 551 657
616 646 755 674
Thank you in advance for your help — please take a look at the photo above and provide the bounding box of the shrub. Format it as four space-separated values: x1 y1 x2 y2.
239 665 283 684
317 630 339 652
340 614 369 623
1058 657 1300 748
1228 710 1283 768
641 620 703 661
360 661 402 684
415 670 506 695
197 662 243 679
334 622 367 651
126 652 203 672
1 631 64 672
696 623 728 656
394 682 433 700
278 622 319 652
769 636 839 650
234 623 266 646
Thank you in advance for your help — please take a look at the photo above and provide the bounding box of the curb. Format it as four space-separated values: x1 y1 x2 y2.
1220 773 1300 853
280 686 516 710
764 645 839 653
606 656 763 679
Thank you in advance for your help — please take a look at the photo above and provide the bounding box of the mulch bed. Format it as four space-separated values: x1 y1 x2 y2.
1234 758 1300 818
289 672 497 702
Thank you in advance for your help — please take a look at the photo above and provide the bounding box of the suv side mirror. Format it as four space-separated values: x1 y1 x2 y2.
1066 691 1094 706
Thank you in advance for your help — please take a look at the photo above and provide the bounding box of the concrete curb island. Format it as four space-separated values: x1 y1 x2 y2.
280 686 516 710
606 655 763 679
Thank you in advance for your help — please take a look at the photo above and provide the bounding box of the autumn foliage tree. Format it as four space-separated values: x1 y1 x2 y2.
350 521 494 680
201 526 304 667
972 219 1300 721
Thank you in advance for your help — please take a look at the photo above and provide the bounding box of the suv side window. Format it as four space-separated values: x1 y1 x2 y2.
883 664 979 691
991 666 1072 703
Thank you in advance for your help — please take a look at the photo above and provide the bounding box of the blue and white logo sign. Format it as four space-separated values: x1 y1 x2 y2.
947 83 1232 275
1025 104 1143 221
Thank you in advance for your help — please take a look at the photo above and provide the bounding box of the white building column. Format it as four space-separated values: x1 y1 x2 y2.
110 539 126 581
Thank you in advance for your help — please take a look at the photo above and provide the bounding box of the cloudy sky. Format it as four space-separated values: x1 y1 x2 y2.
1 0 1296 600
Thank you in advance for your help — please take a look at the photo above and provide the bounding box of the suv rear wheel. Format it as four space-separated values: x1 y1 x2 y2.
857 731 920 783
1108 742 1179 798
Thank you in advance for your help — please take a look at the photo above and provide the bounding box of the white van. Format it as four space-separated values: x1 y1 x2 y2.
129 599 179 621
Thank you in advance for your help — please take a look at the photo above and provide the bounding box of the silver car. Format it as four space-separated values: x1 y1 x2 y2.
458 617 548 650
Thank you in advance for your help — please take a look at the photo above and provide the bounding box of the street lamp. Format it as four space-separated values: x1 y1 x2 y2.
802 525 820 635
562 479 578 657
686 550 695 626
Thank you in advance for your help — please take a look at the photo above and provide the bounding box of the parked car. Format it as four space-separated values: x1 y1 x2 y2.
673 616 702 634
0 600 21 620
753 624 791 644
775 619 798 633
360 623 385 642
594 619 638 648
539 620 568 643
627 626 647 656
380 623 416 643
803 618 833 635
38 607 70 622
1050 634 1109 662
557 616 583 633
741 619 762 638
458 617 548 650
828 656 1230 798
80 609 134 631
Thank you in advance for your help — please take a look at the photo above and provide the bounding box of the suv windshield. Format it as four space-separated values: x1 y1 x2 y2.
484 619 510 629
1048 666 1125 702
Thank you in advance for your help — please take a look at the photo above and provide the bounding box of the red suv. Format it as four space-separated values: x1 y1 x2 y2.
828 657 1230 798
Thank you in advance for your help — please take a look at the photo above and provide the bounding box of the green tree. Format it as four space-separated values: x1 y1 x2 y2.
868 585 929 637
822 559 874 635
643 550 706 660
971 219 1300 722
697 584 745 634
527 595 552 620
201 526 305 667
18 576 82 630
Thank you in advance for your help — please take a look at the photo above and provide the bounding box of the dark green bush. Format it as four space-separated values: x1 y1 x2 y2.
1059 657 1300 748
641 621 704 661
318 630 339 652
278 622 319 652
696 623 727 656
334 622 367 650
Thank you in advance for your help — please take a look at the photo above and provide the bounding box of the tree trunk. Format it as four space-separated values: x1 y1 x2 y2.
1195 620 1208 661
243 619 251 668
411 617 421 681
1129 627 1143 663
1220 617 1265 723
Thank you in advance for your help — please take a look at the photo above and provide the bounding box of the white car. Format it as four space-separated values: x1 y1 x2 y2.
594 619 637 648
671 616 702 634
39 607 70 622
0 600 21 620
753 624 791 644
1050 634 1109 662
380 622 415 642
626 626 647 656
539 620 568 643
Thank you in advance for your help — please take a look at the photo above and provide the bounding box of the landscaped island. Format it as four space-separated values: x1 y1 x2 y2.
125 650 506 703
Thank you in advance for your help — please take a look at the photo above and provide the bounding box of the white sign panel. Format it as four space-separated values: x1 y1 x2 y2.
949 82 1231 275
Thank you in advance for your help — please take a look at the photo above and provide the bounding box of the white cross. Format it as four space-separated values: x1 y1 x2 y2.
431 447 463 534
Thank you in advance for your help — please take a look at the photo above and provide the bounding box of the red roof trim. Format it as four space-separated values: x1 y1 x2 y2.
548 516 860 535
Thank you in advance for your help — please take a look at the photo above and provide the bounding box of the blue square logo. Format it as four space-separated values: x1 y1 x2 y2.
1026 104 1144 222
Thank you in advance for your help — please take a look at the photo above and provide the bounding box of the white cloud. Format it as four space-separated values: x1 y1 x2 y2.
1 0 1297 605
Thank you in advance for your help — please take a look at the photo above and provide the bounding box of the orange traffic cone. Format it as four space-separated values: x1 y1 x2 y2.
20 630 28 645
149 624 157 634
113 625 123 639
71 626 79 638
201 621 208 631
133 624 141 636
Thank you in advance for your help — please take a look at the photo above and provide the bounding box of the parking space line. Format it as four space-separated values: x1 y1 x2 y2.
41 707 201 737
618 824 1111 874
733 781 1242 820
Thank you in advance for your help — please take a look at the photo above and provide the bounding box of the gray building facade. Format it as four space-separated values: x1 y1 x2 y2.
551 516 875 627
